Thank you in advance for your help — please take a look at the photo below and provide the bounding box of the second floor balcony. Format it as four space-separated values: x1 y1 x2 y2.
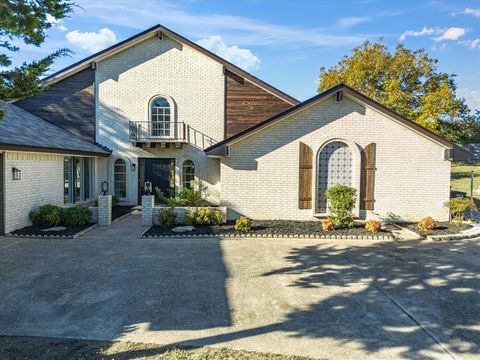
129 121 217 149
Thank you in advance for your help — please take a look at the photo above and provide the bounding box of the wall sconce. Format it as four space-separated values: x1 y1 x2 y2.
12 167 21 180
101 181 109 195
131 163 136 172
144 181 152 195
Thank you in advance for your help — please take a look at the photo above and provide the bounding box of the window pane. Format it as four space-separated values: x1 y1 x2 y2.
114 159 127 198
64 157 73 204
182 160 195 188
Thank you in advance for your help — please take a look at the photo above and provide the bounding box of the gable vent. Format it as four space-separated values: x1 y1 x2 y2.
336 91 343 102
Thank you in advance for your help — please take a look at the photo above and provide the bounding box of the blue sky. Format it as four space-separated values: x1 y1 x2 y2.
9 0 480 109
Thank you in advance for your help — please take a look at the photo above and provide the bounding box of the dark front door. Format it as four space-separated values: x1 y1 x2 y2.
138 158 175 203
0 152 4 235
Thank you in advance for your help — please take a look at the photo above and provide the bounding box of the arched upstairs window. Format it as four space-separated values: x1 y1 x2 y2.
150 97 171 137
182 159 195 188
114 158 127 198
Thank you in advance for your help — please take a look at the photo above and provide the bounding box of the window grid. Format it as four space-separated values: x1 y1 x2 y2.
182 160 195 188
150 97 171 137
114 159 127 198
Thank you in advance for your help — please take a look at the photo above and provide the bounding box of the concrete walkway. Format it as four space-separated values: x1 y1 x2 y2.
0 215 479 359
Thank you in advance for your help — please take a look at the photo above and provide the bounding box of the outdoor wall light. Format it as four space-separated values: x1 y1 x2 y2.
12 167 21 180
101 181 109 195
131 163 136 172
144 181 152 195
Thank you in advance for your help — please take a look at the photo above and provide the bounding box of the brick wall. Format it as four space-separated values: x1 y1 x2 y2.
220 95 451 222
95 35 224 204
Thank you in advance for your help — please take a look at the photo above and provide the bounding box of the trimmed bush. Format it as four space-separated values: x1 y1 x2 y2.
29 205 63 227
184 208 225 225
417 216 437 231
158 208 176 228
321 217 335 231
158 180 207 207
445 197 476 225
365 219 382 233
62 207 92 227
325 185 356 228
234 217 252 233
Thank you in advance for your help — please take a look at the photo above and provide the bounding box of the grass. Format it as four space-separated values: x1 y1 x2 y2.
0 336 317 360
451 164 480 202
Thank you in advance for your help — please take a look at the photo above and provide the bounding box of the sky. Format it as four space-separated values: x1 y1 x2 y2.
8 0 480 110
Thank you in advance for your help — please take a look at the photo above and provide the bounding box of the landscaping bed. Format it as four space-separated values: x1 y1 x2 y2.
143 220 392 238
9 223 95 238
405 221 472 237
112 205 134 221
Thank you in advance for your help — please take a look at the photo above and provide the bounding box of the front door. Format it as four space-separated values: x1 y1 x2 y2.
138 158 175 203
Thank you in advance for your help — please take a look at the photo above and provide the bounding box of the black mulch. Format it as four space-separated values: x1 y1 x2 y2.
143 220 392 237
9 223 94 237
405 221 472 236
112 205 135 221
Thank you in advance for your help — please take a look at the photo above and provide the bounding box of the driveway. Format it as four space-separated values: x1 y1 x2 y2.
0 215 479 359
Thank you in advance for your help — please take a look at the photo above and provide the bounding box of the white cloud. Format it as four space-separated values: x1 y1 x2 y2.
460 38 480 49
197 36 260 71
457 88 480 110
46 14 67 32
338 17 370 28
455 8 480 17
66 28 117 53
433 27 466 42
399 27 441 41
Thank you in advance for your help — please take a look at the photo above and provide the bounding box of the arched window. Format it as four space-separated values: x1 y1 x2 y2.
150 97 171 137
114 159 127 198
182 159 195 188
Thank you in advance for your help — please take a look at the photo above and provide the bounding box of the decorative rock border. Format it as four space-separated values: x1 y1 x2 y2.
7 224 97 239
427 223 480 241
141 231 394 241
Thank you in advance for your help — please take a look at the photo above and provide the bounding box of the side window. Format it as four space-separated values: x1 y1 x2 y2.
114 159 127 198
182 159 195 188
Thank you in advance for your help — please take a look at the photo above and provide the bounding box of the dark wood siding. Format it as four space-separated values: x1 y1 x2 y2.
16 68 95 142
0 152 4 235
225 70 293 138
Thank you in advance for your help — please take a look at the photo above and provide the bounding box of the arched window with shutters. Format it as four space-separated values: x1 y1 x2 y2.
114 158 127 198
182 159 195 188
150 97 171 137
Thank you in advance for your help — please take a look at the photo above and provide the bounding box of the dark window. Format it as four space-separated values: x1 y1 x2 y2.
114 159 127 198
64 156 94 204
182 159 195 188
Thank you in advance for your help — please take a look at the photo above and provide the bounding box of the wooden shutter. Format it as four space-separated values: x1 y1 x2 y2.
361 143 376 210
298 142 313 209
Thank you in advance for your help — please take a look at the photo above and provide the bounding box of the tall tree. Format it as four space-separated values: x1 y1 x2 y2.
318 41 479 143
0 0 73 110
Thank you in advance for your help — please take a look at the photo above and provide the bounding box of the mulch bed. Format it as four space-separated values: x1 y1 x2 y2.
143 220 392 238
9 223 94 237
112 205 134 221
405 221 473 237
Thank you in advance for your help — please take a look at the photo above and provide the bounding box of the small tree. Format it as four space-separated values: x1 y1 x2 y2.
325 185 357 228
444 197 476 225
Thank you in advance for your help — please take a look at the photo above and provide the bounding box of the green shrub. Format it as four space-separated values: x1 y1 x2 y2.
235 217 252 233
445 197 476 224
29 204 63 227
158 208 177 228
184 208 225 225
157 180 208 207
62 207 92 227
325 185 357 228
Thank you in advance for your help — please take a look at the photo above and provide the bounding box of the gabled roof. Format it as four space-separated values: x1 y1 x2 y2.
205 84 465 158
44 24 299 105
0 101 110 157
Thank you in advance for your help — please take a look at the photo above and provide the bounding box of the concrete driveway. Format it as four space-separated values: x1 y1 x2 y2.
0 215 479 359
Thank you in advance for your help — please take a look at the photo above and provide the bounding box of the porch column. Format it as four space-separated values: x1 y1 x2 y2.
98 195 112 226
142 195 154 226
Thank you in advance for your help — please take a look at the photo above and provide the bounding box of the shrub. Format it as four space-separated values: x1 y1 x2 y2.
158 208 177 228
321 217 335 231
157 181 208 207
235 217 252 233
445 197 476 224
29 204 63 227
365 219 382 233
184 208 225 225
417 216 437 231
325 185 356 228
62 207 92 227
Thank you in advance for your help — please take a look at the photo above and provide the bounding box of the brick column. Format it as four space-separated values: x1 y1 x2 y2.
98 195 112 226
142 195 154 226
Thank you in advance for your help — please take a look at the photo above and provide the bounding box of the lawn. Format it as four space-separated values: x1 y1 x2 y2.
0 336 316 360
451 164 480 201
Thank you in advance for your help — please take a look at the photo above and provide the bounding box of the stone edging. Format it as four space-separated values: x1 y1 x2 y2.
427 223 480 241
142 231 394 240
7 224 98 239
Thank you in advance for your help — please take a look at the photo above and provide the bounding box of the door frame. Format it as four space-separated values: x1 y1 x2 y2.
137 157 176 204
0 152 5 235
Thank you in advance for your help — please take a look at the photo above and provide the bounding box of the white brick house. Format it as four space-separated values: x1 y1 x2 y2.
0 24 468 234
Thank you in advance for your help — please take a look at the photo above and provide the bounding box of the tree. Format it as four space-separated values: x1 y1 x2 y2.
318 41 478 143
0 0 73 114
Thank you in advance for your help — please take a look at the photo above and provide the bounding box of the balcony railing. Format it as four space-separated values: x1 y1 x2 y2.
129 121 186 142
